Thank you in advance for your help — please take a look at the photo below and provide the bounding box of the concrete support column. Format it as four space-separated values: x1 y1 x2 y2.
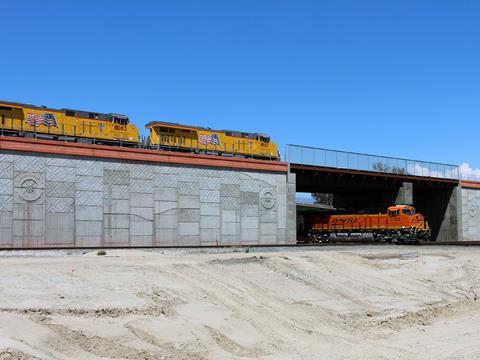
434 186 461 242
460 186 480 241
286 172 297 244
396 182 413 205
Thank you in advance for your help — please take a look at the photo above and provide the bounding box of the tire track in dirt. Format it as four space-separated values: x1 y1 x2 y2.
124 322 206 360
180 257 352 355
0 348 41 360
167 262 286 357
366 299 480 331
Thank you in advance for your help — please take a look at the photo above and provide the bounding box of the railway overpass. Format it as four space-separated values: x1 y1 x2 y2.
0 136 478 248
285 144 477 242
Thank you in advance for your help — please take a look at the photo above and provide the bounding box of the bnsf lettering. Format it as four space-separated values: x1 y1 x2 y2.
332 218 355 225
114 125 128 131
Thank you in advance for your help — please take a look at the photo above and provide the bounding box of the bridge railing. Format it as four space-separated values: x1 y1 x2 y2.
286 144 460 180
462 174 480 182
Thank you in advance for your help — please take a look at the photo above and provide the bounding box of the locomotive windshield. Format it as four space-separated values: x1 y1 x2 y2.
402 208 416 216
388 209 400 217
111 114 129 125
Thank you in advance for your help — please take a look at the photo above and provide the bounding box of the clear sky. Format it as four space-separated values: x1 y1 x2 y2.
2 1 479 173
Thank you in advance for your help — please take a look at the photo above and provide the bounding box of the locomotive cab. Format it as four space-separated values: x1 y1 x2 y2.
110 113 129 125
256 134 270 143
387 205 416 218
387 205 428 231
388 205 417 224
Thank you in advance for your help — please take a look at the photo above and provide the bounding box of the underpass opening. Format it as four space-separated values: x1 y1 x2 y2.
292 164 460 242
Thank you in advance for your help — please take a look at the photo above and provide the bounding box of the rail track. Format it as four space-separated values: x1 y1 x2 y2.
1 240 480 252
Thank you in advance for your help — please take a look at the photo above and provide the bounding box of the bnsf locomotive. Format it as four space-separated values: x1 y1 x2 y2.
0 100 279 160
304 205 431 244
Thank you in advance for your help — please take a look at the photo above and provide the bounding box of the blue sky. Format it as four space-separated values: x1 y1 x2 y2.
2 1 479 172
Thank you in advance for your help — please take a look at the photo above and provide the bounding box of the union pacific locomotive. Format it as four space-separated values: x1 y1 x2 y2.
0 100 139 145
0 100 279 160
303 205 431 244
146 121 279 160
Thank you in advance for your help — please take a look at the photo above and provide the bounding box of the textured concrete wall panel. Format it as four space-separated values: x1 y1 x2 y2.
461 188 480 241
0 151 295 247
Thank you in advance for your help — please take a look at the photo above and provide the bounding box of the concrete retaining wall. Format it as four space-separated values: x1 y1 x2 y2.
461 187 480 241
0 151 296 248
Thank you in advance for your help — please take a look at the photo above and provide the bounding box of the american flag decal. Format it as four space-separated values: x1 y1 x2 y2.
199 133 221 146
26 113 58 128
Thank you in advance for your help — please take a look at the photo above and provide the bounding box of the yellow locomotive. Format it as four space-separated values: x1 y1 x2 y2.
146 121 279 160
0 99 280 160
0 100 139 145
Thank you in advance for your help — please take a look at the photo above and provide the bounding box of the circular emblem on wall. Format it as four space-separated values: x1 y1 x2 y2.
18 178 43 202
260 188 276 209
469 203 479 218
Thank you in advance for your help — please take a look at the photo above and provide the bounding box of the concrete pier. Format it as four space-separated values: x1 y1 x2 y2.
460 181 480 241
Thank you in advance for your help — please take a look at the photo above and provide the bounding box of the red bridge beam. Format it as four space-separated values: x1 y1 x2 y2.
461 180 480 189
0 137 288 173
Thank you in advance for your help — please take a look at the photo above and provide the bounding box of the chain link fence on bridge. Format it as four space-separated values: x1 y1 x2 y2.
285 144 460 180
462 174 480 182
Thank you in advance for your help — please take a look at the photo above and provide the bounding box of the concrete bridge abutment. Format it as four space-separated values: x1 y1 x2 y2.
0 138 296 248
415 186 461 242
460 182 480 241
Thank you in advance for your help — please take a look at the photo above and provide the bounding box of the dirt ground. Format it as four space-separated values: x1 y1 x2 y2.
0 245 479 360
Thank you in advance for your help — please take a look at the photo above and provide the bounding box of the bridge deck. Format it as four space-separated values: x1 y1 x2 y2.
286 144 459 181
291 163 460 190
0 136 288 173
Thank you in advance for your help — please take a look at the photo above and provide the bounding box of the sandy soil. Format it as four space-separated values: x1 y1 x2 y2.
0 246 479 360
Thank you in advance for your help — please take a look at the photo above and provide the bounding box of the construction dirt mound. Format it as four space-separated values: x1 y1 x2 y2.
0 246 479 359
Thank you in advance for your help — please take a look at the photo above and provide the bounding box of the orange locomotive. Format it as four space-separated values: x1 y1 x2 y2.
304 205 431 244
